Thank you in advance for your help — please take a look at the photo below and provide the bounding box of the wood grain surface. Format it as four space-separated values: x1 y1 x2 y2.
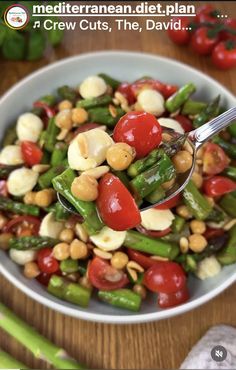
0 2 236 369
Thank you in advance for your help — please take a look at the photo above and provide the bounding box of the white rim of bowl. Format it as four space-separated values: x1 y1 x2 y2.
0 50 236 324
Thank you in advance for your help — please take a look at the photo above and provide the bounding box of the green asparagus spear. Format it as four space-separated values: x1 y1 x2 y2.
98 73 121 89
0 302 84 369
45 202 70 221
0 165 21 179
219 193 236 218
77 95 112 109
171 215 186 233
38 94 56 106
165 83 196 113
52 168 103 235
0 196 40 216
43 117 60 152
9 236 59 250
227 121 236 138
98 289 141 312
206 207 226 223
181 99 207 115
57 85 77 101
130 154 175 198
88 107 125 127
212 136 236 159
193 96 220 128
217 225 236 265
2 125 17 147
60 259 79 273
38 164 66 189
183 180 213 220
112 170 131 189
145 187 165 204
50 142 68 166
0 349 27 369
48 275 91 307
162 224 190 243
124 230 179 259
223 166 236 181
41 150 51 164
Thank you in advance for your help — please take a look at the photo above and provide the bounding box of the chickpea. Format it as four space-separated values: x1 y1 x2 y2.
205 196 215 207
172 150 193 173
71 108 88 125
23 262 40 279
24 191 36 205
53 243 70 261
176 205 192 219
191 172 203 189
162 177 175 190
106 143 135 171
190 220 206 235
133 284 147 300
111 252 129 270
70 239 88 260
189 234 207 253
59 228 75 244
0 214 7 230
58 100 73 111
71 174 98 201
35 189 55 208
55 109 73 130
79 276 93 290
0 233 13 250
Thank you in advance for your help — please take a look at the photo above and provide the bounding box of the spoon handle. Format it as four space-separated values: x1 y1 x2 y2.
189 107 236 149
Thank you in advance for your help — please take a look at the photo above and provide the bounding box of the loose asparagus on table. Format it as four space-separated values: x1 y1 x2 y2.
193 95 220 128
181 99 207 116
9 236 59 250
217 225 236 265
0 165 21 179
98 73 121 89
57 85 77 101
0 302 84 369
0 196 40 216
183 180 213 220
77 95 113 109
165 83 196 113
0 349 27 369
88 106 125 127
50 142 68 166
98 289 141 312
38 164 66 189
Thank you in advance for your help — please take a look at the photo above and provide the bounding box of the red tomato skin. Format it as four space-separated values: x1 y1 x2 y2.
0 180 8 197
21 141 43 166
158 285 189 308
167 18 191 45
212 41 236 70
196 5 219 24
88 257 129 291
191 27 219 55
33 101 56 118
113 111 162 158
203 176 236 197
144 262 186 294
203 143 229 175
71 123 103 140
3 216 40 235
37 248 59 274
130 79 178 99
174 115 193 132
127 249 158 269
204 227 225 240
155 193 181 210
117 83 136 105
136 225 171 238
220 19 236 41
97 173 141 231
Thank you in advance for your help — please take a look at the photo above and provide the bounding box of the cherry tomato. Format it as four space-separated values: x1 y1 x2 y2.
97 173 141 231
196 4 219 24
116 83 136 105
203 176 236 197
4 216 40 235
220 18 236 41
158 285 189 308
174 115 193 132
191 27 219 55
144 262 186 294
37 248 59 274
167 17 191 45
136 225 171 238
88 257 129 291
155 193 181 210
71 123 103 140
212 40 236 70
33 101 56 118
127 249 158 269
113 111 162 158
37 271 61 286
130 79 178 99
0 180 8 197
203 143 229 175
21 141 43 166
203 227 225 240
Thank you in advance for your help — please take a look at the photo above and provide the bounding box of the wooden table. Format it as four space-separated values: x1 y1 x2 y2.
1 2 236 368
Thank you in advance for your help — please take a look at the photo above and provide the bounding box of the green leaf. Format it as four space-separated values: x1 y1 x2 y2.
2 30 26 60
26 30 46 60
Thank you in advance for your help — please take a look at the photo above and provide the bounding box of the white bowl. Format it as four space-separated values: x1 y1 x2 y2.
0 51 235 324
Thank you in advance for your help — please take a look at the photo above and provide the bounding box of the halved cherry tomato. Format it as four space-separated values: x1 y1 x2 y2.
144 262 186 294
0 180 8 197
195 4 219 24
116 83 136 105
4 216 41 235
21 141 43 166
212 40 236 70
37 248 59 274
155 193 181 210
33 101 56 118
113 111 162 158
158 285 189 308
203 176 236 197
167 17 191 45
127 249 158 269
175 115 193 132
203 143 229 175
88 257 129 291
191 27 219 55
136 225 171 238
203 227 225 240
130 79 178 99
97 173 141 231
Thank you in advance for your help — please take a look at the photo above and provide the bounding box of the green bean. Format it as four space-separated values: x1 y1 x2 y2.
212 136 236 159
193 96 220 128
217 225 236 265
76 95 112 109
98 73 121 89
0 196 40 216
181 99 207 115
9 236 58 250
165 83 196 113
98 289 141 312
88 107 125 127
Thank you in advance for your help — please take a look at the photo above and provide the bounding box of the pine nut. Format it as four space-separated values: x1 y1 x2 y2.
93 248 112 260
179 237 189 254
223 219 236 231
150 256 169 261
57 128 69 140
82 166 109 179
109 104 117 118
127 266 138 282
127 261 144 273
32 164 50 173
75 223 88 243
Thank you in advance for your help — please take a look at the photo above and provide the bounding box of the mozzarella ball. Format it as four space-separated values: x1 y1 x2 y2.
39 212 65 239
16 113 43 142
0 145 24 165
9 249 36 265
137 89 165 116
141 209 175 231
158 118 184 134
79 76 107 99
7 167 38 196
196 256 221 280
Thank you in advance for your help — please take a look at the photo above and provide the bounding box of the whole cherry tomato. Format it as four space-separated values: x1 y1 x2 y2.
88 257 129 290
113 111 162 158
155 193 181 210
167 17 191 45
203 176 236 197
96 173 141 231
136 225 171 238
158 285 189 308
21 141 43 166
127 249 158 269
212 40 236 70
116 83 136 105
174 115 193 132
191 27 219 55
203 143 229 175
195 4 219 24
144 262 186 294
220 18 236 41
37 248 59 274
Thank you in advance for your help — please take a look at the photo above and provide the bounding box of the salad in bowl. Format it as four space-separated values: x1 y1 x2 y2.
0 69 236 314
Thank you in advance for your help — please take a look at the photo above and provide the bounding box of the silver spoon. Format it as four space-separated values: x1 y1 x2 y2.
58 107 236 214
